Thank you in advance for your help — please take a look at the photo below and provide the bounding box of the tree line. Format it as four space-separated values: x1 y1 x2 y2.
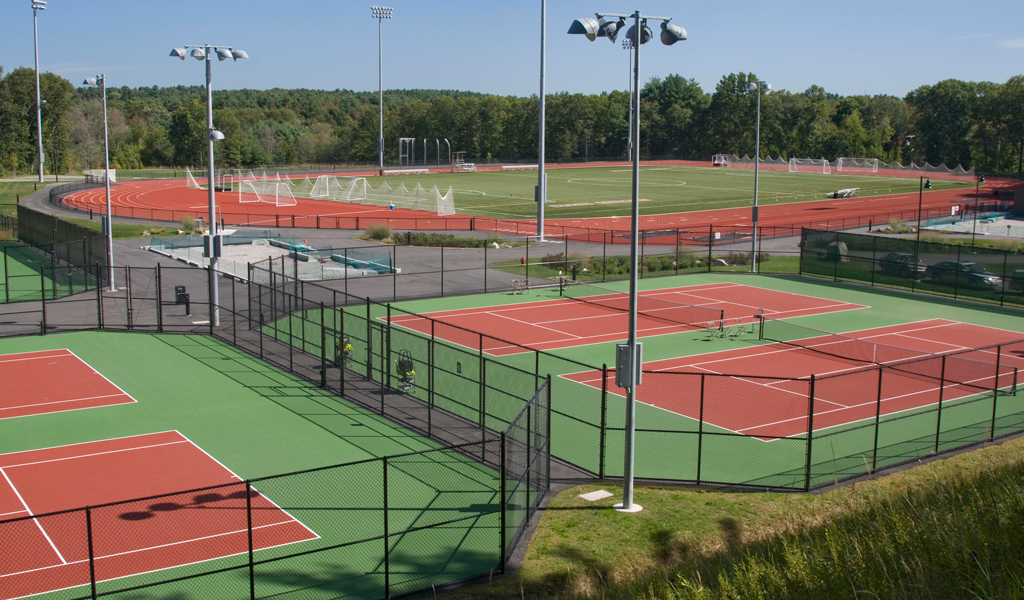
1 66 1022 176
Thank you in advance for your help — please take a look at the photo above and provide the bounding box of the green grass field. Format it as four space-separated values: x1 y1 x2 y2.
350 166 969 220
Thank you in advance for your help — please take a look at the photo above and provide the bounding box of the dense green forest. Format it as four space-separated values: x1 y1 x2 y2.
1 65 1022 176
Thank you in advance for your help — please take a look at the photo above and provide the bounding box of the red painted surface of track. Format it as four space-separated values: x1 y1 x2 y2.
564 319 1024 439
389 282 864 355
0 349 135 419
0 432 316 600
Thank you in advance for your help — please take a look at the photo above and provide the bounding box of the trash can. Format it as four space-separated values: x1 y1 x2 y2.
175 285 188 305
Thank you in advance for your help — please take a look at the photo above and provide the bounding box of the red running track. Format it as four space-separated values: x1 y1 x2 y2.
0 349 136 420
0 431 317 600
564 319 1024 439
389 282 864 356
58 163 1013 234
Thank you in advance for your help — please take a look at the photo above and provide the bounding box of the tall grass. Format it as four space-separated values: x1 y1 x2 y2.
456 437 1024 600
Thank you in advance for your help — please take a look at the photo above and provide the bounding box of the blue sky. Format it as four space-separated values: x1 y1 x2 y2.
1 0 1021 98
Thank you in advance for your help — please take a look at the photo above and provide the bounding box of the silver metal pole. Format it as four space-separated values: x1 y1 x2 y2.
205 46 220 326
750 84 762 273
378 15 384 177
100 75 115 291
536 0 547 241
33 3 44 182
435 139 440 167
621 10 642 513
624 38 633 156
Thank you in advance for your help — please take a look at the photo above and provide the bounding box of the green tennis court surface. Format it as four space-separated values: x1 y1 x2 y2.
0 331 502 599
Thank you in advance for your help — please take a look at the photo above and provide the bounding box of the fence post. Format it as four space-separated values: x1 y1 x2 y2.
39 267 47 334
832 232 839 281
804 375 816 491
392 246 397 302
599 364 608 479
526 403 532 511
320 303 327 388
428 320 435 437
383 456 390 599
1001 251 1009 307
246 481 256 600
675 229 680 276
547 374 552 487
366 297 373 380
3 246 8 303
525 239 529 283
340 307 347 395
798 229 805 275
602 232 608 282
990 346 1003 440
707 225 713 272
85 507 98 600
954 244 962 299
287 290 294 372
872 366 883 473
440 242 445 297
386 304 393 390
697 373 705 485
870 236 877 287
156 264 164 333
484 241 488 293
126 266 134 331
479 334 486 460
499 431 507 573
934 356 947 454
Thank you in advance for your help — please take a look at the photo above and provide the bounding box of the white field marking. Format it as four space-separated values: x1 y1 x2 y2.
737 372 1002 435
1 519 318 598
174 430 319 540
0 466 66 564
64 349 139 403
486 312 584 339
0 349 73 363
0 394 130 414
0 508 30 518
2 440 192 471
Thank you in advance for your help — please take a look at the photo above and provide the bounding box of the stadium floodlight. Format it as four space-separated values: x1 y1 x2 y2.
746 80 770 273
32 0 47 182
568 17 600 41
169 44 248 327
569 9 684 515
598 16 626 42
82 74 116 292
373 6 393 176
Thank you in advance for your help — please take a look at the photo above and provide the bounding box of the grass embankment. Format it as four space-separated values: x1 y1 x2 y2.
62 217 186 239
0 182 36 218
455 436 1024 599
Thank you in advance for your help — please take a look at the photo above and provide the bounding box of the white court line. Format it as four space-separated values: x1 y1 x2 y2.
0 350 73 364
0 467 66 565
487 311 584 339
2 440 191 471
0 394 131 414
66 349 138 402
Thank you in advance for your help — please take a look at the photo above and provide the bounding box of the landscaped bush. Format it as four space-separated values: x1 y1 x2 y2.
366 223 392 241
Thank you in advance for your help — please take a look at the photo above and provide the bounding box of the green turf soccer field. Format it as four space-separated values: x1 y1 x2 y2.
344 165 969 219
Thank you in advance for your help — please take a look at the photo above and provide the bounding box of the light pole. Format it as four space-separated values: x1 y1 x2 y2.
746 80 770 272
372 6 393 177
82 75 115 292
904 134 915 167
570 10 686 514
972 174 985 246
170 44 248 327
32 0 46 182
537 0 547 241
623 37 634 155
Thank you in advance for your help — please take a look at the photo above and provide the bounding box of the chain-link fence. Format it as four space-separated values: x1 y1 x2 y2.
800 228 1024 308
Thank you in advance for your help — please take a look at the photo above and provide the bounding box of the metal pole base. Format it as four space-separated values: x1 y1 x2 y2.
613 503 643 514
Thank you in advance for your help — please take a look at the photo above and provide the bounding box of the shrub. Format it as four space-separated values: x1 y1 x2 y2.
181 216 198 234
366 223 392 241
885 218 912 234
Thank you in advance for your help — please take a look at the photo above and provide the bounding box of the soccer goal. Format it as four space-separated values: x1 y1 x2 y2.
711 154 731 167
836 158 879 174
238 180 297 207
310 176 369 202
788 158 832 174
185 167 205 190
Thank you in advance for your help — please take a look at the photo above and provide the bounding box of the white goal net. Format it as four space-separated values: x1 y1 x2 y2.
836 158 879 173
238 180 298 207
711 154 730 167
307 175 456 216
788 158 832 174
185 167 205 190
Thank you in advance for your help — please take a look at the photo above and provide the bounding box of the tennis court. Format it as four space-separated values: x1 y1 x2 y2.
0 431 317 600
564 319 1024 440
0 349 136 419
388 282 865 355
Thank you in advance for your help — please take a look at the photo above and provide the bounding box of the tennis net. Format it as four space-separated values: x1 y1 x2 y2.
560 281 724 330
759 316 1013 393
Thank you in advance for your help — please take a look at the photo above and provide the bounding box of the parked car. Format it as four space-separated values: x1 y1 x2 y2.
925 261 1003 290
878 252 926 278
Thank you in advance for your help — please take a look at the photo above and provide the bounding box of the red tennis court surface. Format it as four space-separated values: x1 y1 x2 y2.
0 431 317 600
0 349 136 420
565 319 1024 440
389 283 864 356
